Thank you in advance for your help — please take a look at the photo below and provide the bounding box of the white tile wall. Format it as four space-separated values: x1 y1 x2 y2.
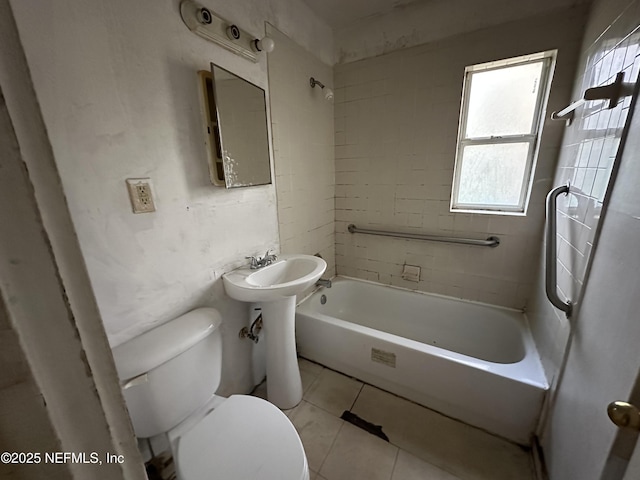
333 7 588 309
536 3 640 477
555 34 639 301
527 0 640 383
267 25 336 278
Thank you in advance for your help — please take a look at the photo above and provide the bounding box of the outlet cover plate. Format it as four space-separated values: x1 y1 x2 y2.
126 178 156 214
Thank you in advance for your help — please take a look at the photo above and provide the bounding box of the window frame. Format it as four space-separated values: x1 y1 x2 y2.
451 51 556 215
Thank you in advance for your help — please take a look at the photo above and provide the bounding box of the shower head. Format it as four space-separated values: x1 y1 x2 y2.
324 88 334 102
310 77 325 89
310 77 333 103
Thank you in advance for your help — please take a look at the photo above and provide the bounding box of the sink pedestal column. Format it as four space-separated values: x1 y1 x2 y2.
262 295 302 409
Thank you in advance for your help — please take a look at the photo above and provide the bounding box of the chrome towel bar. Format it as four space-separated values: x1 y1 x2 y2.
545 184 572 317
347 224 500 247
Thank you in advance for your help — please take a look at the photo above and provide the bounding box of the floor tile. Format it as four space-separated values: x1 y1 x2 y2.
319 422 398 480
303 368 363 417
289 401 344 472
299 357 325 376
391 450 461 480
251 361 535 480
351 385 534 480
283 405 298 417
283 397 304 418
251 380 298 417
301 368 319 393
251 381 268 400
251 357 320 413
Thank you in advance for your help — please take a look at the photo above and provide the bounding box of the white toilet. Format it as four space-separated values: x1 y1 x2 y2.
112 307 309 480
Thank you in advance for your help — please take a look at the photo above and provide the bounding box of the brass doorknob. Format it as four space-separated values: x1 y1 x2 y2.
607 401 640 430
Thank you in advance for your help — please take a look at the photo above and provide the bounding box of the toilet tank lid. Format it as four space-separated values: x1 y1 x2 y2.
112 308 222 381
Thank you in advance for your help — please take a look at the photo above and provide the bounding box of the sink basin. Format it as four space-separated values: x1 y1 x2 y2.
222 253 327 409
223 254 326 302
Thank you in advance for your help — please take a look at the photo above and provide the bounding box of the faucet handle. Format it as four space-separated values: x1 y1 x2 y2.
263 249 277 265
245 255 259 268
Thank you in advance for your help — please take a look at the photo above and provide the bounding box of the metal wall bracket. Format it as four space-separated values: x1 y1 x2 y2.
551 72 626 126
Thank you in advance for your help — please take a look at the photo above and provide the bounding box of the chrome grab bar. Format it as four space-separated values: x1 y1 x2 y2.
121 373 148 390
545 184 572 317
347 224 500 247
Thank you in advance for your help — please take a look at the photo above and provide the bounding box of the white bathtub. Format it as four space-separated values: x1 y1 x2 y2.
295 276 548 445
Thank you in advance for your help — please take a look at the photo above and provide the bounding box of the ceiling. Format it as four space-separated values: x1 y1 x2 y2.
300 0 426 30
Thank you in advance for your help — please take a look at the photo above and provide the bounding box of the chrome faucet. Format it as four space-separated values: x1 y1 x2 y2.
246 249 278 269
316 278 332 288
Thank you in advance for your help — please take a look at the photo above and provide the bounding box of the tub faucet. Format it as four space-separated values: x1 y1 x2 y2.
246 249 278 269
316 278 332 288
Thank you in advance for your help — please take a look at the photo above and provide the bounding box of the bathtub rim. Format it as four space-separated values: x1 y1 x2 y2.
296 275 549 390
299 274 526 315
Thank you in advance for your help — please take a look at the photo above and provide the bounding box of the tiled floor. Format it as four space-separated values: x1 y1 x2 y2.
252 358 536 480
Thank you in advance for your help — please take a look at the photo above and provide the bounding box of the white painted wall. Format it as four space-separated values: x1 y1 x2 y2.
0 91 146 479
1 2 147 477
9 0 332 396
0 24 146 480
0 103 72 480
335 0 592 64
333 6 587 308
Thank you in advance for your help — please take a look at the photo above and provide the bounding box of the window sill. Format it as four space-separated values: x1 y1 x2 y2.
450 207 527 216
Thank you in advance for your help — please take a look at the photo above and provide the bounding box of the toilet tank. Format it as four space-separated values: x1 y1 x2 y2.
112 308 223 438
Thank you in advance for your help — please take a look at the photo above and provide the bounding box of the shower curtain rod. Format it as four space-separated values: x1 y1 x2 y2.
347 224 500 247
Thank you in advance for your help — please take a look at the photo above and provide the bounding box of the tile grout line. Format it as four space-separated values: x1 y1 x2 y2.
348 382 365 412
316 419 347 478
388 448 400 480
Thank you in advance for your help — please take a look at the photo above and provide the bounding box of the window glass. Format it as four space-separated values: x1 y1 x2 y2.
457 143 530 206
465 62 544 138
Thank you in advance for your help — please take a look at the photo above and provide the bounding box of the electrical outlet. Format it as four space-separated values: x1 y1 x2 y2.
126 178 156 214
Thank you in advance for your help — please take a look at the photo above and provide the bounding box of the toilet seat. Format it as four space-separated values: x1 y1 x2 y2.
174 395 309 480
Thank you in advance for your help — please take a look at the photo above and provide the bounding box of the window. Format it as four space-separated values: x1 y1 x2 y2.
451 51 556 214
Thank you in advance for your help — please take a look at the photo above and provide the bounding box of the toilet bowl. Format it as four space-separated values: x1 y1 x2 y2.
112 308 309 480
170 394 308 479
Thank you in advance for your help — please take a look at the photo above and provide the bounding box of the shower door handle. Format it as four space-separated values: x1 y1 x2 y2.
545 183 572 317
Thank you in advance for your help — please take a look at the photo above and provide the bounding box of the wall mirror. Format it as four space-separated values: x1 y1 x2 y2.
198 63 272 188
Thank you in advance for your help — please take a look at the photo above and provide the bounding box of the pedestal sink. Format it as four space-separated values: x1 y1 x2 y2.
223 254 326 409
